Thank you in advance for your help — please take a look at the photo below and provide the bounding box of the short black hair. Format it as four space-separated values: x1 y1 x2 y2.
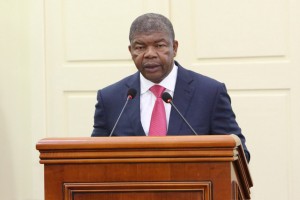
129 13 175 42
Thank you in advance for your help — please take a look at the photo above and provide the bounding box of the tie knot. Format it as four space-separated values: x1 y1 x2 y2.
150 85 165 98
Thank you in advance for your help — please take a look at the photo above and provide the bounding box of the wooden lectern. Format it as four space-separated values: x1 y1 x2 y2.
36 135 253 200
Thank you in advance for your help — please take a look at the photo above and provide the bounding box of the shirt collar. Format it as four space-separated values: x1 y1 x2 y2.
140 63 178 94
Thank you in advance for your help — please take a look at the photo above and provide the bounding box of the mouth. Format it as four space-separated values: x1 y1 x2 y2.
143 63 161 73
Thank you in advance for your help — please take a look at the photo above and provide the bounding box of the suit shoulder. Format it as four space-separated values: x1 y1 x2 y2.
180 66 224 88
98 72 139 95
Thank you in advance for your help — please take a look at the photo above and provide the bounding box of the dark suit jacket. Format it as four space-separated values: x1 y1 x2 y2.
92 61 250 161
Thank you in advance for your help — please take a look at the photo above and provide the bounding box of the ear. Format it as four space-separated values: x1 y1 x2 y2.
128 45 132 53
173 40 178 57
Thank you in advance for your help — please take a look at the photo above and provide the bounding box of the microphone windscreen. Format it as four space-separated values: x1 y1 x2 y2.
127 88 137 99
162 92 172 103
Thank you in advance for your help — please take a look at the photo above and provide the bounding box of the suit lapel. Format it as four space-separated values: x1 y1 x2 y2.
122 63 195 136
124 72 146 136
168 64 195 134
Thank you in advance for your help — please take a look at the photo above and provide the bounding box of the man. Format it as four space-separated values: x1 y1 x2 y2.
92 13 250 162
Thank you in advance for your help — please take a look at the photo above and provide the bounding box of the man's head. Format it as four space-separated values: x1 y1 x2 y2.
128 13 178 83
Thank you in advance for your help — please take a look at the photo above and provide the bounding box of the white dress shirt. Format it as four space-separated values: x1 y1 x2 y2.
140 63 178 135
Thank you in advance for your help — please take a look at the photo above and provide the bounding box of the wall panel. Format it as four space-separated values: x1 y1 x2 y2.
230 89 290 199
64 92 96 136
194 0 287 59
64 0 143 61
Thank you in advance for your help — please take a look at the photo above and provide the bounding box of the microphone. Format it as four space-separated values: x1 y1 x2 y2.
162 92 198 135
109 88 137 137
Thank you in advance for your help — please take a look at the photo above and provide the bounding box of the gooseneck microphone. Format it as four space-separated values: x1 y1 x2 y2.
109 88 137 137
162 92 198 135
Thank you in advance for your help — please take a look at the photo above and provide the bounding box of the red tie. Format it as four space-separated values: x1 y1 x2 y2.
149 85 167 136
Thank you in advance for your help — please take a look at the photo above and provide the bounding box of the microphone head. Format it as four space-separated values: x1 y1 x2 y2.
162 92 172 103
127 88 137 99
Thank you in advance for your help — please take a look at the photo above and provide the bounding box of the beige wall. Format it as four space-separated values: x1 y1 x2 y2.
1 0 300 199
0 0 44 199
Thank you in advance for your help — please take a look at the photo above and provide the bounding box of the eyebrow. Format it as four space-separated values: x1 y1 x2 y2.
132 38 168 45
155 39 168 43
133 41 145 45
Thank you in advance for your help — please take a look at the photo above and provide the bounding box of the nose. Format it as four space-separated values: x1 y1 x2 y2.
144 46 157 58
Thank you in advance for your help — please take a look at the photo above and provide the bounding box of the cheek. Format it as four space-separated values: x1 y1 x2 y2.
133 54 143 63
160 52 173 64
132 56 143 69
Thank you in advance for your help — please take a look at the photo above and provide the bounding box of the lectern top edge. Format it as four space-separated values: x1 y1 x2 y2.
36 135 239 150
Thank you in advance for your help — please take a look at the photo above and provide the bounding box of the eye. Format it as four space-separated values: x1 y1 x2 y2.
156 43 167 49
135 45 145 50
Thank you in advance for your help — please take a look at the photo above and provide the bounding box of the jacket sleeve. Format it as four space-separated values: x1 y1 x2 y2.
211 83 251 162
91 90 110 137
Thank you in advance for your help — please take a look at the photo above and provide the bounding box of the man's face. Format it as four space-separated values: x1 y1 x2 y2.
128 32 178 83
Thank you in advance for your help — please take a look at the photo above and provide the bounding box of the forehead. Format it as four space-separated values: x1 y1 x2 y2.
131 32 171 44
